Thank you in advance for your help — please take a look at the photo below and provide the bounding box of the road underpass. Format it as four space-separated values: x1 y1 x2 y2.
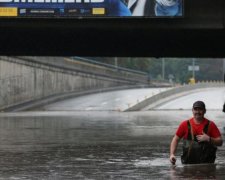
0 86 225 179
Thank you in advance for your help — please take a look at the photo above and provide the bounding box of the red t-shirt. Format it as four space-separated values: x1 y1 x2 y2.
176 117 221 139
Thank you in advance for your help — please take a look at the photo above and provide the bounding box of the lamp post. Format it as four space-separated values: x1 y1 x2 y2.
223 58 225 82
188 58 199 84
114 57 118 69
192 58 195 79
162 58 165 80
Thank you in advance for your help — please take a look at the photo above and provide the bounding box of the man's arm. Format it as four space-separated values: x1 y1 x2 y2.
211 136 223 146
197 133 223 146
170 135 180 165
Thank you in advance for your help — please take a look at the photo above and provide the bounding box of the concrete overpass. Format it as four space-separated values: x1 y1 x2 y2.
0 56 151 112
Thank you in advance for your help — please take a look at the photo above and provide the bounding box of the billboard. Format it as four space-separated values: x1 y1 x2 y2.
0 0 183 18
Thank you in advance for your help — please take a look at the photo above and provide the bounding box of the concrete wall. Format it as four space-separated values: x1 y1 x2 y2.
0 56 148 111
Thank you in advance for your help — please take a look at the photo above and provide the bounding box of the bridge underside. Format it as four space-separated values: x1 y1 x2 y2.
0 0 225 57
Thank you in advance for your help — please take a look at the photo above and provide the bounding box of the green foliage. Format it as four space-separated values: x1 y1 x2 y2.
91 57 224 84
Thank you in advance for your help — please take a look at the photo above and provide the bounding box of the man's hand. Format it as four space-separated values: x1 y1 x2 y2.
170 154 176 165
196 132 210 142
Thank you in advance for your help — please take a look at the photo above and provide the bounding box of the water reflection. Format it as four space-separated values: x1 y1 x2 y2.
0 111 224 179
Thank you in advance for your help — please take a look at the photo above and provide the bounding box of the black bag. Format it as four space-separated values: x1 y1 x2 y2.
200 142 217 163
181 141 217 164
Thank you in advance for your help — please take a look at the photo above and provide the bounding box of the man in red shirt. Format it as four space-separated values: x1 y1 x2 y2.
169 101 223 164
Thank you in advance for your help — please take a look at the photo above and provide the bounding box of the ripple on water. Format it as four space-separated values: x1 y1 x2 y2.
134 158 171 167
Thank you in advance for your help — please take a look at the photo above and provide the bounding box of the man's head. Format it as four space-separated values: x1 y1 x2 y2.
192 101 206 122
193 101 206 110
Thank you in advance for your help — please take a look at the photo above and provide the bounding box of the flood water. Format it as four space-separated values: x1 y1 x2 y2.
0 110 224 179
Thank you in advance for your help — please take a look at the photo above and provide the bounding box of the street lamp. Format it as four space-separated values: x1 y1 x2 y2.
192 58 195 79
162 58 165 80
114 57 118 69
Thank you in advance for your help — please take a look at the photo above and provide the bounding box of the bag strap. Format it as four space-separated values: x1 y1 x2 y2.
203 120 210 134
187 120 194 158
187 120 194 140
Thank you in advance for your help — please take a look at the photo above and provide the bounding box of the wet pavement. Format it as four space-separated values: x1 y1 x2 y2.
0 110 224 179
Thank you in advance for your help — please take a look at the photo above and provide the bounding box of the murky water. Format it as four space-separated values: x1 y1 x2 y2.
0 111 224 179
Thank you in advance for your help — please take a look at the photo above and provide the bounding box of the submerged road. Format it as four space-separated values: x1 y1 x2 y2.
0 87 224 179
0 110 224 179
42 88 170 111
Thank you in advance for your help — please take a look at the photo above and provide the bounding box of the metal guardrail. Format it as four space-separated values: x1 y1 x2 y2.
9 56 147 84
72 56 148 76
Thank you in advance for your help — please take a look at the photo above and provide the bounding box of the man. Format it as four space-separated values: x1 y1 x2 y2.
170 101 223 165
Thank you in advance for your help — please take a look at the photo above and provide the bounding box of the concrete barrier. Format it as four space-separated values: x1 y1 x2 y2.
125 82 225 111
0 56 148 111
